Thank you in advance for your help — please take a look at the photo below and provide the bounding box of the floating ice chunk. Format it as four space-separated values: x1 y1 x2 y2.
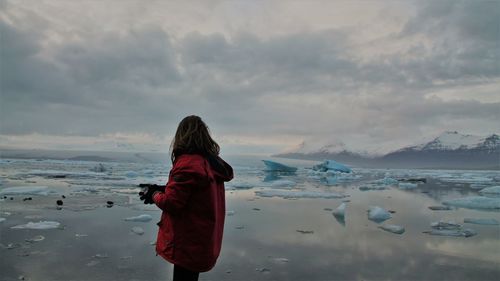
255 190 347 199
227 181 254 189
0 186 49 196
378 224 405 234
131 226 144 235
359 185 386 191
479 186 500 196
431 221 461 230
368 206 392 222
442 196 500 210
464 218 499 225
124 214 152 222
11 221 61 230
90 163 107 173
271 257 289 263
428 206 453 211
262 160 297 172
269 180 297 188
125 171 138 178
25 235 45 243
333 203 346 217
423 228 477 237
226 211 235 216
373 177 399 186
398 182 418 189
0 218 6 223
470 184 489 190
313 160 351 173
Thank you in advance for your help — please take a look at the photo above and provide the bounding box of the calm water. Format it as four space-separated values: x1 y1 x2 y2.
1 156 499 281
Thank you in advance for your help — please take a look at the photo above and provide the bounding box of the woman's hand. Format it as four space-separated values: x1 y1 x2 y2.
138 184 164 204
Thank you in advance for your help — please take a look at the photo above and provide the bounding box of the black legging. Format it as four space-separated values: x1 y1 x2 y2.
173 265 199 281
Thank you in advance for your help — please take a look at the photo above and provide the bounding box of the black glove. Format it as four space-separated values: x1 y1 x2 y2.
138 184 164 204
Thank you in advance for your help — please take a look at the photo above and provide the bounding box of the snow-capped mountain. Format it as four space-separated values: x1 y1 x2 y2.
275 131 499 169
402 131 499 152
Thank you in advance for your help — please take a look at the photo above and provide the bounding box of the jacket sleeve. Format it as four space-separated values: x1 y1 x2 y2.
153 159 208 214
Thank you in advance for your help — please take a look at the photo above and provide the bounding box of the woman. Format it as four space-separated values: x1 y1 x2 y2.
140 115 233 281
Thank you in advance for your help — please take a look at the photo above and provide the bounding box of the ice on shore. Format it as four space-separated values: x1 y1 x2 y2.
379 224 405 234
124 214 153 222
313 160 351 173
442 196 500 210
368 206 392 222
0 186 49 196
262 160 297 172
479 186 500 196
255 190 347 199
423 228 477 237
11 221 61 230
463 218 499 225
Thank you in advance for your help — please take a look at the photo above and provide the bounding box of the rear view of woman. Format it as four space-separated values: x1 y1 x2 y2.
140 115 233 281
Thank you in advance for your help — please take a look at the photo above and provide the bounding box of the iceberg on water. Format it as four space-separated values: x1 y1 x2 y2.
479 186 500 196
333 203 346 217
255 190 347 199
124 214 153 222
262 160 297 172
313 160 351 173
359 185 387 191
11 221 61 230
0 186 49 196
268 180 297 188
463 218 499 225
368 206 392 222
378 224 405 234
0 218 6 223
431 220 461 230
442 196 500 210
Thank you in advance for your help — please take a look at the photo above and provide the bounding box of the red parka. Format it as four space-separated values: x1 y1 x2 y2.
153 154 233 272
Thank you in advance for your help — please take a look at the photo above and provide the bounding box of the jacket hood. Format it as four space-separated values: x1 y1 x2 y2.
207 155 233 182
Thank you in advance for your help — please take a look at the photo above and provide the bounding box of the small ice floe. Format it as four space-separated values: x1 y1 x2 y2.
313 160 351 173
359 185 386 191
479 186 500 196
86 260 100 267
92 253 109 259
428 206 453 211
125 171 138 178
442 196 500 210
235 225 245 229
255 190 347 199
367 206 392 223
255 267 271 273
75 234 88 238
470 184 489 190
378 224 405 234
431 220 461 230
463 218 499 225
124 214 152 222
423 228 477 237
373 177 399 186
262 160 297 172
296 230 314 234
269 180 297 188
227 181 254 189
398 182 418 189
333 203 346 226
226 211 235 216
25 235 45 243
0 218 5 223
0 186 49 196
11 221 61 230
270 257 289 263
131 226 144 235
90 163 107 173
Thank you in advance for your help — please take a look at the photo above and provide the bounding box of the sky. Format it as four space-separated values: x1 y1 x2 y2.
1 0 499 155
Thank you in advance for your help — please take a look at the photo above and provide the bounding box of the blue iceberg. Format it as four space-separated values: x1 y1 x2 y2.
262 160 297 172
367 206 392 222
313 160 351 173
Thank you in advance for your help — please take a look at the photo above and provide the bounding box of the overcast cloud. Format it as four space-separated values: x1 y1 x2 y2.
1 0 499 154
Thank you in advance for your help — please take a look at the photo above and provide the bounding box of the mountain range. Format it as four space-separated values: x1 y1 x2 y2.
275 131 500 169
